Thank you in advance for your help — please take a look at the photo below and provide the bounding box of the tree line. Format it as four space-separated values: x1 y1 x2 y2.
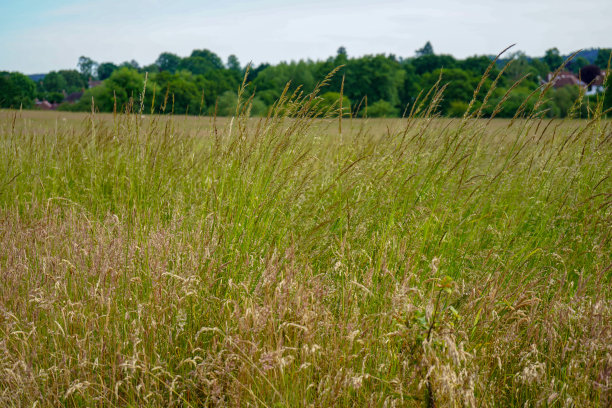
1 43 611 117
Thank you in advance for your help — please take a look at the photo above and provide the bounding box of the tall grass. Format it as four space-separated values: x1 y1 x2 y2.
0 64 610 407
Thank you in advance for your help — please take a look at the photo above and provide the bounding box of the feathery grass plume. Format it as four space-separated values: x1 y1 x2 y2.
0 51 610 407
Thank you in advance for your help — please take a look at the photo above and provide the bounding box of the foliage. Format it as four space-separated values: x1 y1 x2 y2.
78 56 98 78
155 52 181 73
318 91 351 117
97 62 118 80
448 100 469 117
226 54 241 72
0 71 36 108
189 49 224 70
57 70 87 93
365 99 399 117
594 48 611 69
543 47 564 71
6 46 610 118
568 56 589 74
41 71 67 94
412 53 457 75
421 68 480 115
416 40 434 57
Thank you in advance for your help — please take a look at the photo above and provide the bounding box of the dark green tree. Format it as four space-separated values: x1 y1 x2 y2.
399 61 420 111
120 60 140 70
568 56 589 74
227 54 241 72
460 56 496 76
155 52 181 73
415 41 434 57
0 72 37 108
178 57 219 76
412 54 456 75
58 70 88 93
342 54 404 109
42 71 67 93
153 71 201 114
189 49 224 70
97 63 118 80
142 64 160 74
195 69 241 109
543 48 563 71
594 48 611 69
530 58 550 78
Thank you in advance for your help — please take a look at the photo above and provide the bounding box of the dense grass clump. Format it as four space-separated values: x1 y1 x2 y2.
0 69 610 407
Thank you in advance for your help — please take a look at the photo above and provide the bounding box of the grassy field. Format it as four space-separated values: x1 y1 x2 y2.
0 82 611 407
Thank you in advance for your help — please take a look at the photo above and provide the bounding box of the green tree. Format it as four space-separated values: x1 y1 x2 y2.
227 54 241 72
448 100 469 117
78 56 98 79
196 69 241 109
97 63 118 80
42 71 67 93
504 52 540 87
153 71 202 114
459 55 499 77
216 90 238 116
58 70 88 93
530 58 550 78
399 61 420 112
120 60 140 70
254 61 317 104
543 48 564 71
0 72 37 108
342 54 404 108
364 99 399 117
178 57 219 76
190 49 224 70
416 41 434 57
335 47 348 66
549 85 581 117
72 67 145 112
156 52 181 73
568 56 589 74
318 92 351 117
64 84 115 112
47 92 65 104
421 68 479 115
142 64 160 74
412 54 457 75
484 86 536 118
594 48 611 69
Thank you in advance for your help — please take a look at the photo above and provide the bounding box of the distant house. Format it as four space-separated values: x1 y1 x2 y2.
544 71 582 88
543 70 608 95
586 71 607 96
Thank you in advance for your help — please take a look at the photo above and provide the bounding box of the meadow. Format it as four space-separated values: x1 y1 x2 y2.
0 76 610 407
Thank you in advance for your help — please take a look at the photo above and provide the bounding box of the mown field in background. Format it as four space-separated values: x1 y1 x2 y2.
0 85 610 407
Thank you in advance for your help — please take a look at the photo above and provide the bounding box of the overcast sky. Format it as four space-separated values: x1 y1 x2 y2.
1 0 610 74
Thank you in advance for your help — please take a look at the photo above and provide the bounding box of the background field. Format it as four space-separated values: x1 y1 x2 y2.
1 95 610 406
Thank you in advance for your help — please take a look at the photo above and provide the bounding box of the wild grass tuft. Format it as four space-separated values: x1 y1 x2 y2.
0 66 610 407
